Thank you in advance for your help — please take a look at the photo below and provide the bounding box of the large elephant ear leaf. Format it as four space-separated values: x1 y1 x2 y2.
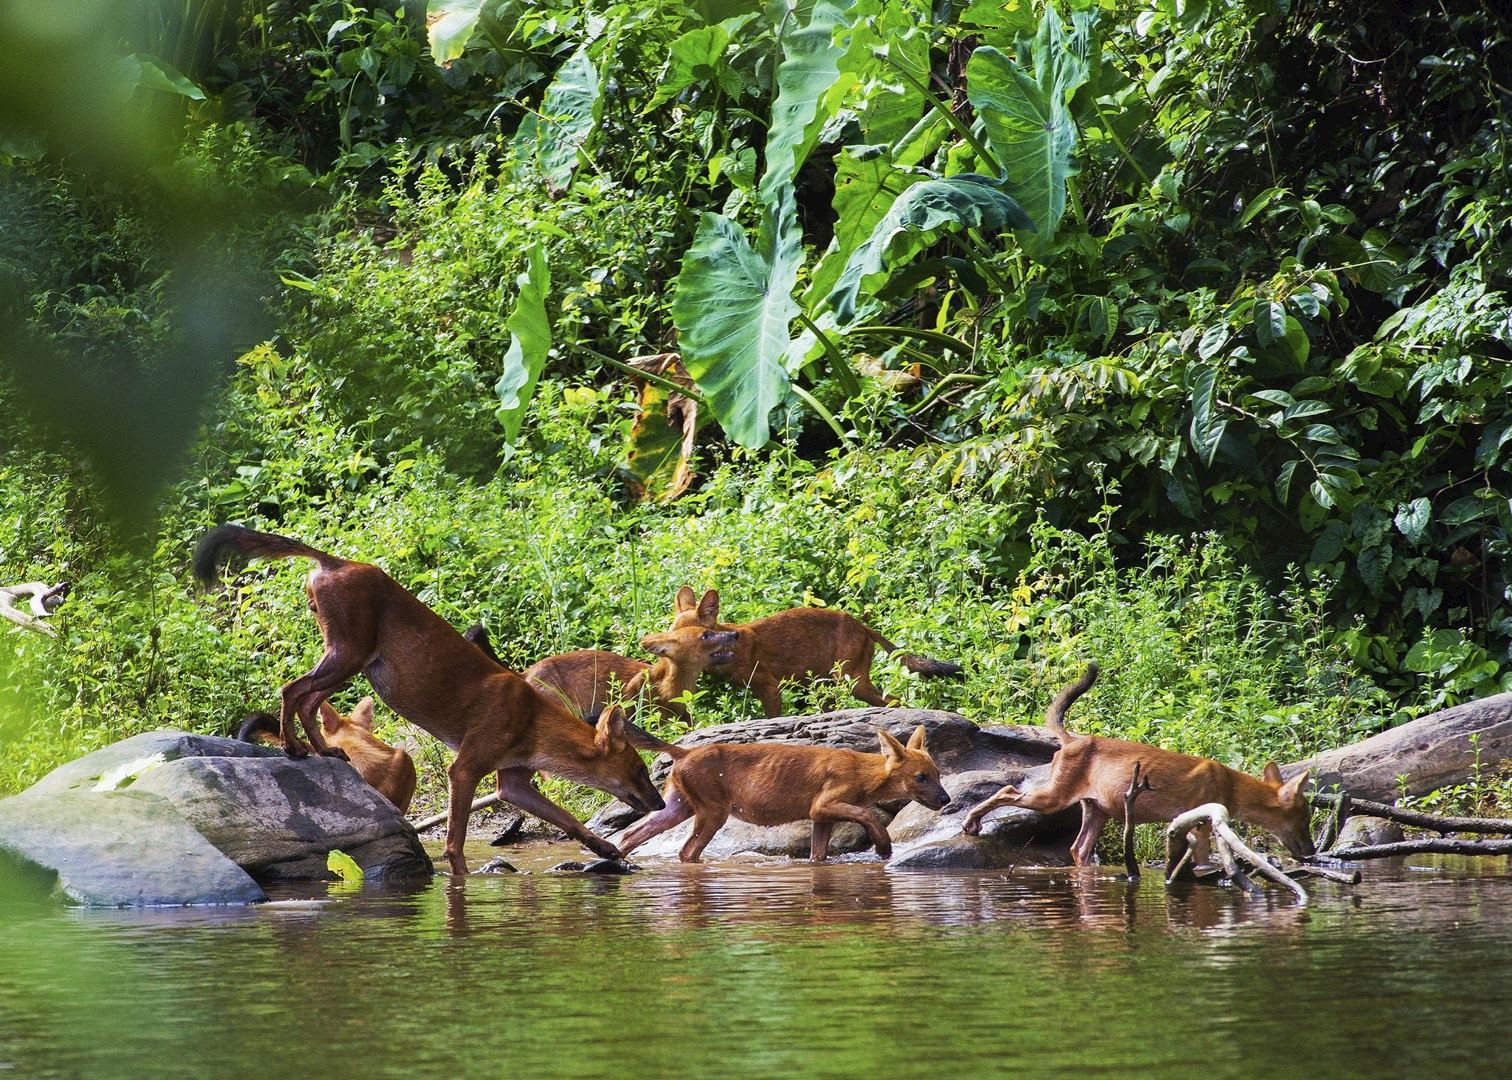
672 193 802 451
513 44 601 195
427 0 487 64
495 244 551 444
966 7 1096 249
758 0 854 207
826 174 1032 325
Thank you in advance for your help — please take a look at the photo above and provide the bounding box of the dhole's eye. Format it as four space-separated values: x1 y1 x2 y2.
915 772 927 782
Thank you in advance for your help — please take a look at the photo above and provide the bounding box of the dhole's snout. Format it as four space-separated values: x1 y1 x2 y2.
922 784 952 812
623 784 665 816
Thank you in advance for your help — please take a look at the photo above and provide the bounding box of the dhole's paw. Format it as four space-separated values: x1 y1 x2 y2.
283 743 310 760
587 836 622 861
319 746 350 762
875 843 893 860
961 817 982 837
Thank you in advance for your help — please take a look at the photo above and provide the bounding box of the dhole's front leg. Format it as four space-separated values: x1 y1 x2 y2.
617 788 693 857
810 799 892 860
747 671 784 718
495 767 622 861
809 821 834 860
961 784 1025 836
444 756 486 875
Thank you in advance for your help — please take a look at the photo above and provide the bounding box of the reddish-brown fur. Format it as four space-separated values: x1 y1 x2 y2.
618 725 953 862
237 697 417 814
962 665 1314 864
668 586 962 718
194 524 663 874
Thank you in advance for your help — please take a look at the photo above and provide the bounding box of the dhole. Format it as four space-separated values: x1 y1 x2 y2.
464 623 737 725
961 665 1314 864
193 524 663 874
668 586 963 717
236 696 417 814
617 725 952 862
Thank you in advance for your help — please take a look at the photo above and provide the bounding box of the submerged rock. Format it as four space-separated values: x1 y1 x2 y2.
0 729 432 906
475 857 519 874
887 768 1078 870
1333 815 1407 850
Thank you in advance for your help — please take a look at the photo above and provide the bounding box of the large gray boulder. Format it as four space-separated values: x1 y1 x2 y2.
0 789 265 907
1285 692 1512 800
594 708 1074 866
0 730 431 906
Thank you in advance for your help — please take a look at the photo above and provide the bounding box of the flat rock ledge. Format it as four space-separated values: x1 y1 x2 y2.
0 730 431 907
590 708 1077 867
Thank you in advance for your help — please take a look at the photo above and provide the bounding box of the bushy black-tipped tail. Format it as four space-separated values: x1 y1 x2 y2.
897 653 966 680
1044 663 1099 739
463 623 503 665
192 524 340 587
235 711 282 746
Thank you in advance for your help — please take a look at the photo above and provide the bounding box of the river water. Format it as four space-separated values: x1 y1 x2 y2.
3 842 1511 1078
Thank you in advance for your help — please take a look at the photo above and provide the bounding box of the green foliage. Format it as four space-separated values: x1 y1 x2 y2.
495 243 553 444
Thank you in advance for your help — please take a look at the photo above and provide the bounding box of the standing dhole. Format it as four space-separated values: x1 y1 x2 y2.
961 664 1314 864
193 524 663 874
617 725 952 862
237 696 417 814
668 586 963 718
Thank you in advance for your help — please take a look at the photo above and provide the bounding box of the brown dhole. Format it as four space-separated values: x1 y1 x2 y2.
617 725 952 862
193 524 663 874
962 664 1314 864
668 586 963 718
464 623 737 726
236 696 417 814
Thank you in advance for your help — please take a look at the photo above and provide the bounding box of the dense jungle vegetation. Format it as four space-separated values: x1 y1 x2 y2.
1 0 1509 812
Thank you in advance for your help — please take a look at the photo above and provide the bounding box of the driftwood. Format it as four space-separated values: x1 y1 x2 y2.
1166 803 1309 903
0 581 69 637
1312 791 1512 836
1325 838 1512 861
1286 863 1361 885
1121 761 1152 880
411 793 500 833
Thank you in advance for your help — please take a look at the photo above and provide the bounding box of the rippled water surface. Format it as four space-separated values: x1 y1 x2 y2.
4 842 1512 1078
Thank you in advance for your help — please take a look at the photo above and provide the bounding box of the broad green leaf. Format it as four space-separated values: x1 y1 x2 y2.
806 146 919 304
326 849 364 884
1237 185 1288 227
1357 540 1393 597
514 44 601 194
1276 458 1300 502
1188 367 1227 466
646 23 736 111
624 356 702 503
121 55 205 101
427 0 486 64
842 2 931 146
495 244 552 443
965 8 1096 247
1394 497 1430 544
1254 299 1285 346
672 193 802 450
758 0 855 208
827 174 1033 324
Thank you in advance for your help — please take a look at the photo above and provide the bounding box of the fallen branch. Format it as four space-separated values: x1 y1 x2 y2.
1166 803 1309 903
0 581 69 637
1122 760 1153 880
411 793 499 833
1311 792 1512 835
1286 863 1361 885
1326 837 1512 861
1313 790 1348 852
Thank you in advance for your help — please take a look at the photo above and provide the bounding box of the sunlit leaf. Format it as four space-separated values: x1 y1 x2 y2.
495 244 551 443
514 44 601 195
427 0 487 64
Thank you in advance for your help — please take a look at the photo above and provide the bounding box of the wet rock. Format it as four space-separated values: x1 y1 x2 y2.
0 729 431 906
613 817 878 862
547 861 586 873
1286 692 1512 800
582 858 637 875
0 789 265 907
1334 815 1407 850
488 813 527 846
475 857 519 874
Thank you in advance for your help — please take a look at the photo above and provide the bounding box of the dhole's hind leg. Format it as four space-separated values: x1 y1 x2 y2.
846 645 900 709
279 647 363 759
747 671 784 718
679 809 729 862
617 789 692 857
1070 801 1110 866
810 821 835 860
495 767 621 861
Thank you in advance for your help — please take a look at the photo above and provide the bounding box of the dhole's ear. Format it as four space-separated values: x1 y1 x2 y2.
595 706 628 751
697 589 720 623
906 724 928 752
318 700 344 735
1278 769 1310 805
1262 762 1284 785
878 729 907 764
676 585 697 612
350 696 375 730
640 633 671 658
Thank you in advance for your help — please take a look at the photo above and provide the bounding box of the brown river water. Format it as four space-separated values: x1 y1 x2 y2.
3 841 1511 1078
